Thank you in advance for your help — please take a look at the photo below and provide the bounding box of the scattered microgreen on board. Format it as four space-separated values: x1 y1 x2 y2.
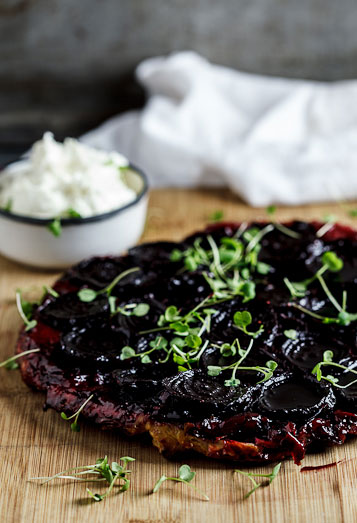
31 456 135 502
209 210 224 222
153 464 209 501
234 463 282 498
0 348 40 370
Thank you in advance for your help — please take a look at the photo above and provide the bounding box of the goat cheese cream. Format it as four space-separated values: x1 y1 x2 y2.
0 133 137 219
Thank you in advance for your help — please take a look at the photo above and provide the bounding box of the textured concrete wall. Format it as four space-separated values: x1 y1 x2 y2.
1 0 357 160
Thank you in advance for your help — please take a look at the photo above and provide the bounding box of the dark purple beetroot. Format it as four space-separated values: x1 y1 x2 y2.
67 256 131 289
258 221 321 280
37 293 110 330
162 369 251 409
257 374 335 421
281 331 349 371
166 272 212 307
59 327 128 368
200 344 269 374
111 295 165 339
113 362 176 400
128 241 182 278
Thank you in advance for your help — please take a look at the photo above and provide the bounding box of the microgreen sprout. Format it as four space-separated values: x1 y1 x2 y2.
284 250 344 301
266 205 276 216
284 329 298 340
234 463 281 498
316 215 337 238
43 285 60 298
16 291 37 331
207 338 277 385
3 198 12 212
120 330 209 371
264 208 301 239
348 209 357 217
47 217 62 237
77 267 139 302
60 394 94 432
109 300 150 318
153 464 209 501
66 208 82 218
170 229 275 304
233 310 264 338
287 251 357 326
209 210 224 222
244 224 274 253
312 350 357 388
120 336 167 364
274 223 301 239
30 455 135 502
0 348 40 370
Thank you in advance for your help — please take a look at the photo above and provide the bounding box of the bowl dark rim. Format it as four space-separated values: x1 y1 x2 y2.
0 163 149 227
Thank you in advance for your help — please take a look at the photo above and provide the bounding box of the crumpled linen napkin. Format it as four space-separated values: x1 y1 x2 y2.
81 51 357 206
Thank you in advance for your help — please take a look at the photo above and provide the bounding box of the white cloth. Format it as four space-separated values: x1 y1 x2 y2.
81 51 357 206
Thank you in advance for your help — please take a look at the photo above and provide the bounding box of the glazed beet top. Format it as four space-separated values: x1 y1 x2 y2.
32 221 357 426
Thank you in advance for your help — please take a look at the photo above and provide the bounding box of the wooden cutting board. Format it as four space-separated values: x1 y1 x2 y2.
1 188 357 523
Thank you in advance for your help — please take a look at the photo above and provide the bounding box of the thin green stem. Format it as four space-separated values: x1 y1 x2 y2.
101 267 139 296
164 477 209 501
316 273 343 313
0 348 40 368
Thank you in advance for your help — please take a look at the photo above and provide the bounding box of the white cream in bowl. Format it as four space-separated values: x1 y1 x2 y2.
0 133 148 269
0 132 137 219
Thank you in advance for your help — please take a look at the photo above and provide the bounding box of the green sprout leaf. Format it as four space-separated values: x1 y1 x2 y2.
266 205 276 216
153 475 168 493
256 262 271 275
178 464 195 482
170 249 184 262
47 218 62 237
321 251 344 272
120 346 136 360
185 334 202 349
220 342 236 358
207 365 222 376
60 394 93 432
66 208 82 218
234 462 282 499
233 310 264 338
77 288 97 302
209 210 224 222
233 310 252 329
165 305 181 322
132 303 150 317
241 281 256 303
224 377 241 387
284 329 298 340
152 465 209 500
3 199 12 212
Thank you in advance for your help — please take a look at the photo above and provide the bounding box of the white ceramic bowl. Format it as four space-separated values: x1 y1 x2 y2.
0 166 148 269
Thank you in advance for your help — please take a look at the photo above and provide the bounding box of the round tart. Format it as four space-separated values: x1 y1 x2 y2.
16 221 357 464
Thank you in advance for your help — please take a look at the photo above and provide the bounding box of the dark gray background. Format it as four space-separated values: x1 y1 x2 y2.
1 0 357 163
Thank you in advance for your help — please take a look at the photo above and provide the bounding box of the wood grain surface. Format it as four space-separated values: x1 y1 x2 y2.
1 188 357 523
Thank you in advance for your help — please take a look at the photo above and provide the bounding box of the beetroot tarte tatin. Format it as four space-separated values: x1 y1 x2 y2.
16 221 357 464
